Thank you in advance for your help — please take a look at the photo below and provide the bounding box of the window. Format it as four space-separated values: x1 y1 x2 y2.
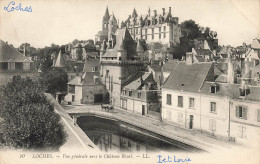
163 32 166 38
136 28 138 34
211 86 216 93
236 106 247 120
92 67 97 72
145 29 147 40
257 110 260 122
15 63 23 70
238 125 246 138
0 62 8 70
138 92 141 98
178 96 183 107
129 91 132 97
23 62 30 70
163 26 166 31
152 28 154 39
123 90 127 95
177 113 183 123
210 102 216 113
166 94 171 105
189 98 195 108
8 61 15 70
106 70 109 77
209 119 216 131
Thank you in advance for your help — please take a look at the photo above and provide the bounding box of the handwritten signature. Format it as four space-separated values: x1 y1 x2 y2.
157 155 191 163
3 1 32 12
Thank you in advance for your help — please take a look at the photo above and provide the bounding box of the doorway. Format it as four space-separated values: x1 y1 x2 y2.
189 115 193 129
142 105 145 115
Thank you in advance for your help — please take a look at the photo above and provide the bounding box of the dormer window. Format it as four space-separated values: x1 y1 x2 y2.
210 83 219 93
239 84 250 97
129 91 132 97
92 67 97 72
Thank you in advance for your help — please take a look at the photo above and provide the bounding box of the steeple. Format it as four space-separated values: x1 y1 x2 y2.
148 7 151 16
136 39 144 53
132 8 138 18
54 50 66 68
103 6 110 21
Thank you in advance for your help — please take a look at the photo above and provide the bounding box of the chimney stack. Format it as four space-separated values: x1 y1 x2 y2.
153 10 157 17
162 8 165 15
185 52 193 65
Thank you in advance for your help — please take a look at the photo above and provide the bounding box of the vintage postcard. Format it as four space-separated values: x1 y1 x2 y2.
0 0 259 164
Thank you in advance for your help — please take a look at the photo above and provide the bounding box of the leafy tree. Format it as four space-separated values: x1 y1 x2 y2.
0 76 67 150
181 20 202 39
39 68 68 96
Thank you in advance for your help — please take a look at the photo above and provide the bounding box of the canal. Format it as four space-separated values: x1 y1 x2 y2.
77 116 202 152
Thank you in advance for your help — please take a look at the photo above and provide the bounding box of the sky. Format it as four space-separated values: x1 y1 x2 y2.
0 0 259 48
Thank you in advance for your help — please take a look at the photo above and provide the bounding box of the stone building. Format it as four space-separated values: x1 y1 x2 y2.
120 72 159 115
122 7 181 48
95 7 118 44
0 40 39 85
100 27 145 107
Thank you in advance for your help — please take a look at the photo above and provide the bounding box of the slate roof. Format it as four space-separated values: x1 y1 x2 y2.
124 72 154 90
82 59 100 72
251 38 260 49
163 62 214 92
54 51 67 68
162 60 179 72
102 27 137 58
68 72 101 86
201 82 260 102
0 40 32 62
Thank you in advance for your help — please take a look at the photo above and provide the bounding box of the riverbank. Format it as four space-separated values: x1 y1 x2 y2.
44 94 98 152
63 103 242 153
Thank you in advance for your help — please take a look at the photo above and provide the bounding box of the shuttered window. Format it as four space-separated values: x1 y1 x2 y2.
178 96 183 107
177 113 183 123
210 102 216 113
235 106 247 120
257 110 260 122
209 119 216 131
166 94 171 105
189 98 195 108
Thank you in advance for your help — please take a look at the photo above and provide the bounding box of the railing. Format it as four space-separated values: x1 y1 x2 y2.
69 108 206 152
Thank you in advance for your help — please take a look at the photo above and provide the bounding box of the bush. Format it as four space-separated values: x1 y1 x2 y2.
0 76 67 150
39 68 68 96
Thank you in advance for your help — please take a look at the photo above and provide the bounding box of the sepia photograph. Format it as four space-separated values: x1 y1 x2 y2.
0 0 259 163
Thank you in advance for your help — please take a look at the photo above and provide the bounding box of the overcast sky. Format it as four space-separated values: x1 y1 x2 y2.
0 0 259 48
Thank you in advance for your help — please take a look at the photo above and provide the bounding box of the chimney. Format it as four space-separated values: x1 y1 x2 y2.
153 10 157 17
162 8 165 15
23 45 26 56
239 80 250 97
78 76 82 84
169 7 171 14
185 52 193 65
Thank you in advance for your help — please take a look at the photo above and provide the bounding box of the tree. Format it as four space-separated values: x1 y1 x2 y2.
181 20 202 39
0 76 67 150
39 68 68 96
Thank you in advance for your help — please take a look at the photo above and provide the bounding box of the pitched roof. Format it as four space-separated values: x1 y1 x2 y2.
162 60 179 72
103 6 110 21
136 39 144 52
201 82 260 102
54 51 67 68
68 72 101 86
251 38 260 49
163 62 214 92
82 59 100 72
124 72 154 90
102 27 137 58
0 40 32 62
132 8 138 18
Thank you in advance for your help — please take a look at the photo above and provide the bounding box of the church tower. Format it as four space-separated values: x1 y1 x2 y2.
102 6 110 31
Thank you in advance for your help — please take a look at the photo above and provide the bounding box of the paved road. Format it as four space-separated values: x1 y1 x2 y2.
63 103 241 153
